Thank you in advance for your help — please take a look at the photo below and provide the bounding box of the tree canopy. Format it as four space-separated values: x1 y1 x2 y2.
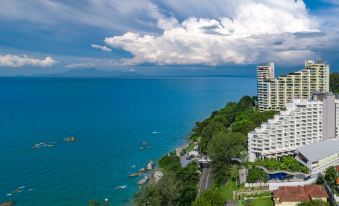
192 188 225 206
192 96 275 185
330 72 339 94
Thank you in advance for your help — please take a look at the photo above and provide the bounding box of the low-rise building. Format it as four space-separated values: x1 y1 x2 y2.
295 139 339 175
273 185 328 206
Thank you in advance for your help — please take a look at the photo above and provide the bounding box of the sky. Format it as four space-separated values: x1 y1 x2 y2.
0 0 338 76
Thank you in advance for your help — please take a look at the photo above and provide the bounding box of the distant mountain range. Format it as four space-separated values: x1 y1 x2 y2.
40 68 142 77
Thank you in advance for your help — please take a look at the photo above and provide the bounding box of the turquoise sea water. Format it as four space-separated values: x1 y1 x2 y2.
0 77 256 206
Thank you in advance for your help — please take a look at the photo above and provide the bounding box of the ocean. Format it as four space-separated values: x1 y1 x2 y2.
0 77 256 206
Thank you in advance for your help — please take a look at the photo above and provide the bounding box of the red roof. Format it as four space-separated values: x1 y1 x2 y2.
336 177 339 185
274 185 328 203
304 185 328 198
336 165 339 172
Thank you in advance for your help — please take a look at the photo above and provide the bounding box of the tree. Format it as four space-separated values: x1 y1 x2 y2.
200 120 226 154
324 166 337 186
230 165 239 184
158 152 180 172
247 167 268 183
330 72 339 93
208 132 247 185
236 96 255 112
192 188 224 206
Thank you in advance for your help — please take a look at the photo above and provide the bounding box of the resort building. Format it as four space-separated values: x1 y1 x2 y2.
273 185 328 206
257 60 330 111
248 92 339 162
296 139 339 175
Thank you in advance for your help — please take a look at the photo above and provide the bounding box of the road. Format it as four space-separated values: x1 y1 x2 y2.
198 167 213 195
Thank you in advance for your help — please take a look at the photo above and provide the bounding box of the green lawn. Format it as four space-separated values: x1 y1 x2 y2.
220 181 238 201
238 197 273 206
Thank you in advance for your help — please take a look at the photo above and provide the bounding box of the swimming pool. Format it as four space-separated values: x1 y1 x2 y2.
268 172 289 180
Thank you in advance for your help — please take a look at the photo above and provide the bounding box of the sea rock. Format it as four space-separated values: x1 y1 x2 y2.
146 161 154 170
0 201 16 206
64 136 77 142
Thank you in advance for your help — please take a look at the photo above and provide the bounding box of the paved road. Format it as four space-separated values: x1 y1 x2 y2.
198 167 213 195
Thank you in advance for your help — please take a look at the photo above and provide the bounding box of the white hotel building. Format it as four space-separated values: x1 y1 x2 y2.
248 92 339 162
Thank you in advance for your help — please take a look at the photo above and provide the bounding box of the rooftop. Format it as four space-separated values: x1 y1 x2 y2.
273 185 328 202
296 138 339 163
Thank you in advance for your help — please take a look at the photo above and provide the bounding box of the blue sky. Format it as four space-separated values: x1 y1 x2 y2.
0 0 338 76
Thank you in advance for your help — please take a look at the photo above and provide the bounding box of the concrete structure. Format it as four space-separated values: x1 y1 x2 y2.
257 60 330 111
248 93 339 162
296 139 339 175
273 185 328 206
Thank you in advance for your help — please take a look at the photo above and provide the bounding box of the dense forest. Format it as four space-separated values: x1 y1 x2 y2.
191 96 275 185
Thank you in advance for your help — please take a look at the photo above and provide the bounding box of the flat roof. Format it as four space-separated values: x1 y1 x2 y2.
297 138 339 162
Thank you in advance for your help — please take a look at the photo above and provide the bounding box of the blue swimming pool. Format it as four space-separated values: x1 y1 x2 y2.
268 172 288 180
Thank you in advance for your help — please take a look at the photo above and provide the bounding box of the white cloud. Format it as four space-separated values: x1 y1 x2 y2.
104 0 323 65
66 63 95 68
0 54 56 67
0 0 167 32
91 44 112 52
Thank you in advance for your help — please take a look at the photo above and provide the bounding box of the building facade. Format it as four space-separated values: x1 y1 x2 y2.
257 60 330 111
248 93 339 162
296 139 339 175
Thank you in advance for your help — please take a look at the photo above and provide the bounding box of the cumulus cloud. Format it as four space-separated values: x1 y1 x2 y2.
91 44 112 52
104 0 324 65
0 54 56 67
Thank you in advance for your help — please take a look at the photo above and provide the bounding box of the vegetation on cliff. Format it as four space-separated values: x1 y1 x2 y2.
192 96 275 185
135 96 276 205
135 154 199 206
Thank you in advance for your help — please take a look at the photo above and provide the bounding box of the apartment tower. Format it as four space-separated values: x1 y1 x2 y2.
257 60 330 111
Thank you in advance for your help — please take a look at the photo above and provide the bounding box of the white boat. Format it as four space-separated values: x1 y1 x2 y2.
152 131 160 134
115 185 127 190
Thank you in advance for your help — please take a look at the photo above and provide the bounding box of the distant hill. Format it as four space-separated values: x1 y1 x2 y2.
43 68 142 77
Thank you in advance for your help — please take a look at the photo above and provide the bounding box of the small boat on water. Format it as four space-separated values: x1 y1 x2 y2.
32 142 56 149
131 164 136 168
115 185 127 190
152 131 160 134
